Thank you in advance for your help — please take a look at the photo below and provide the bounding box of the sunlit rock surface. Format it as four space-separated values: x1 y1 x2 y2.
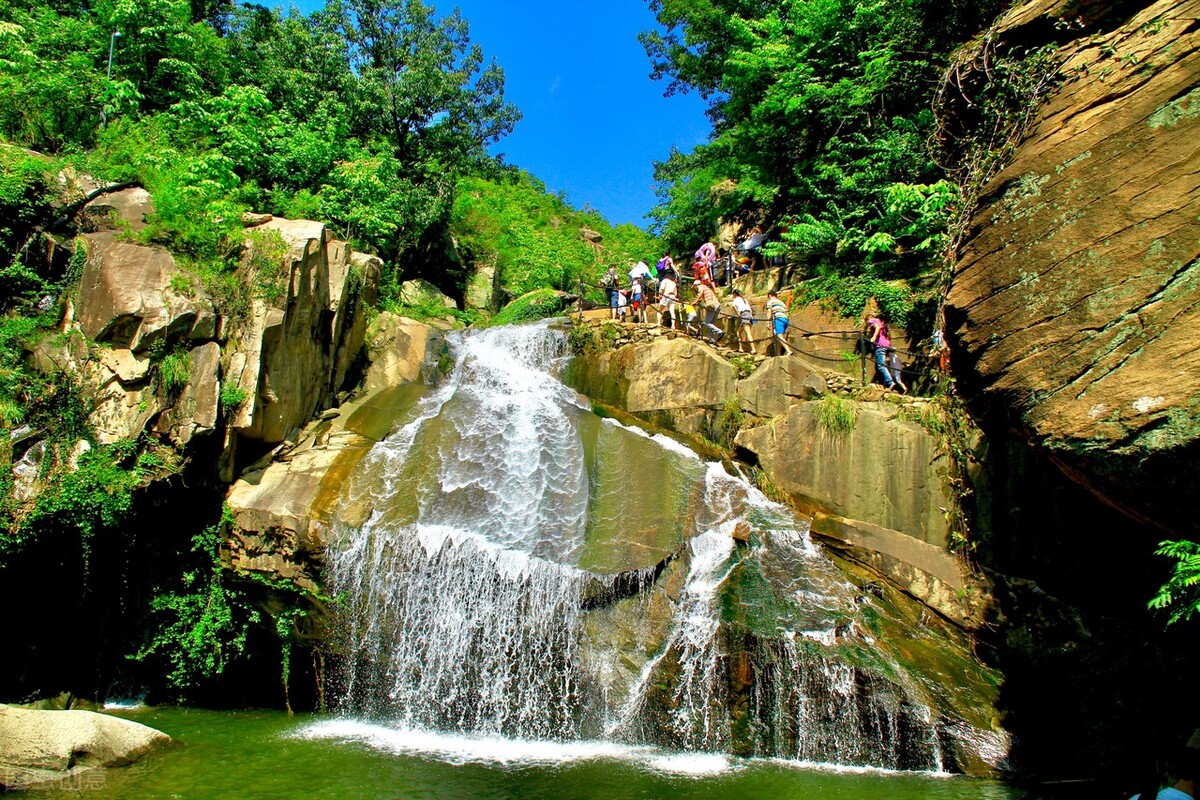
945 0 1200 534
0 705 170 790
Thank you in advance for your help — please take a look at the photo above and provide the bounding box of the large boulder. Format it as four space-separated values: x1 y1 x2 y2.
398 278 456 310
737 355 827 418
735 399 979 624
567 337 738 415
0 705 170 790
84 357 162 446
362 313 444 392
224 221 382 448
226 383 428 590
327 247 381 401
76 235 215 353
464 263 498 312
944 0 1200 534
737 401 952 548
81 186 153 233
153 342 221 448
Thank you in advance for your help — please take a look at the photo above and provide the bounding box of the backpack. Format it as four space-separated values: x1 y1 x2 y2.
603 270 617 289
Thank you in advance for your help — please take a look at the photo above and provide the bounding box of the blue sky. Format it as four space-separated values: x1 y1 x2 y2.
289 0 711 229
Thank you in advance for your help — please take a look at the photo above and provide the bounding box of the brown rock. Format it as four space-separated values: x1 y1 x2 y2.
226 385 425 590
85 359 161 446
363 312 444 392
82 187 153 232
737 355 827 418
154 342 221 448
736 401 952 548
568 338 738 413
235 219 333 444
76 235 205 353
944 0 1200 533
97 348 150 384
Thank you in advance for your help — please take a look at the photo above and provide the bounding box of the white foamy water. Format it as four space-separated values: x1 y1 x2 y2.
296 719 737 776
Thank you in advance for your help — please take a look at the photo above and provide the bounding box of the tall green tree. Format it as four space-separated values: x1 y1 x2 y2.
310 0 520 262
642 0 998 283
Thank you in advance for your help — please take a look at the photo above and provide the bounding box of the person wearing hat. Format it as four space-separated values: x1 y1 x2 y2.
730 288 756 354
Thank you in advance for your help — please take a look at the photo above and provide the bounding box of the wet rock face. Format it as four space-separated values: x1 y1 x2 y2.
945 0 1200 534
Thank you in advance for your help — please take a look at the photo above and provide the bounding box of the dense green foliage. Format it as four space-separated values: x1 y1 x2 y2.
134 506 258 693
451 169 660 305
641 0 999 323
488 288 567 328
0 0 518 280
1149 540 1200 626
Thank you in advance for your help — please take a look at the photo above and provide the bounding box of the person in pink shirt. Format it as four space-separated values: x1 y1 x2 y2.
866 314 897 390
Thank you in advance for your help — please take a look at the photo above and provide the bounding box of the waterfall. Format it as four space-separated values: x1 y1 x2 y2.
320 321 1000 772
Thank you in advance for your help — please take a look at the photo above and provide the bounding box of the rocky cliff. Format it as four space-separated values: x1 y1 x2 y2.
939 0 1200 782
944 0 1200 535
565 319 984 627
57 189 383 480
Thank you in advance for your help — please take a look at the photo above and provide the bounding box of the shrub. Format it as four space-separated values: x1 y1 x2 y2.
158 350 192 396
815 394 858 436
704 397 745 450
220 384 248 419
489 289 567 327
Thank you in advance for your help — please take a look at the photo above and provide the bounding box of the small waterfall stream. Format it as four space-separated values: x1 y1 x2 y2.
317 322 1003 773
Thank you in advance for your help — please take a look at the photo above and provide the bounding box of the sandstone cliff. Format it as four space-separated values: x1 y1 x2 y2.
53 189 383 481
944 0 1199 535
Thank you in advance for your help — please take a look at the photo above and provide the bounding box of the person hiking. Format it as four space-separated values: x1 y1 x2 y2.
737 226 765 271
658 273 679 329
730 289 756 354
630 277 645 323
656 254 675 281
887 348 908 394
694 280 724 344
602 266 620 319
765 290 794 356
866 312 896 390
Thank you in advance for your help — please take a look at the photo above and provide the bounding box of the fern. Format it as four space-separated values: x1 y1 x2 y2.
1149 540 1200 625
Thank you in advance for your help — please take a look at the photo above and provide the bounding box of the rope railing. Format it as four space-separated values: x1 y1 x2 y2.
579 276 926 360
576 277 947 390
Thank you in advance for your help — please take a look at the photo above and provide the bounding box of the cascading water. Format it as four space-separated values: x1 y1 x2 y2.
317 321 1004 773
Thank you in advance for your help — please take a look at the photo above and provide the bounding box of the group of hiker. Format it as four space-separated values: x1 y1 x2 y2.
596 233 938 390
599 237 793 357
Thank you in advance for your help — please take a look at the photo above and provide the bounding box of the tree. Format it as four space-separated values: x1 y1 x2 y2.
642 0 999 288
298 0 520 261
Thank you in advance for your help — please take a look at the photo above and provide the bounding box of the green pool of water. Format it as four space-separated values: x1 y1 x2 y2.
40 708 1017 799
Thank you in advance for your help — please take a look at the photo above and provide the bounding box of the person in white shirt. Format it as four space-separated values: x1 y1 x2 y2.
730 289 756 354
738 226 766 271
658 274 679 329
629 260 652 282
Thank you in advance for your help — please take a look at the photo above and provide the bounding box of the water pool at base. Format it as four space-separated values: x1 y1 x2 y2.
39 707 1017 799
